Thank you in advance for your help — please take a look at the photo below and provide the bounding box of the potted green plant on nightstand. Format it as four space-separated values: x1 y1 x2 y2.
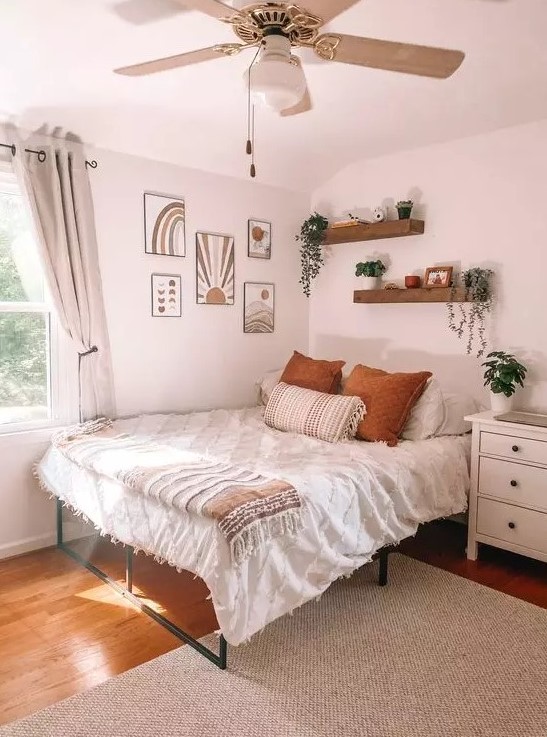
355 260 387 290
482 351 527 412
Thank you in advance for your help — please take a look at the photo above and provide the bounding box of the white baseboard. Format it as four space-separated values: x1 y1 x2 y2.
0 520 96 561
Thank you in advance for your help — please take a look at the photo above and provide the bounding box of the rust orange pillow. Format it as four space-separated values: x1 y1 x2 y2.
343 365 432 446
280 351 345 394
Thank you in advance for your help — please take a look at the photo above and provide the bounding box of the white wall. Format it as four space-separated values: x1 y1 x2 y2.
0 136 309 558
310 119 547 411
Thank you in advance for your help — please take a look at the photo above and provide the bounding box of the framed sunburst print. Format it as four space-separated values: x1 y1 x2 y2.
144 192 186 257
244 282 274 333
248 219 271 259
196 232 235 305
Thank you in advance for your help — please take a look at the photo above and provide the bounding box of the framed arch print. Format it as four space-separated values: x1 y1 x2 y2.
144 192 186 257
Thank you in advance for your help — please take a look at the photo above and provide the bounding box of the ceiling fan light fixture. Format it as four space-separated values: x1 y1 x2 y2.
250 35 306 112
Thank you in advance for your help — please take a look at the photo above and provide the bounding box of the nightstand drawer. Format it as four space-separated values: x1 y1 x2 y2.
480 431 547 465
477 498 547 555
478 457 547 512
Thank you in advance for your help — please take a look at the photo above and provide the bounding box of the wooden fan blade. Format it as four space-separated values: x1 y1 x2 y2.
114 44 246 76
280 58 313 116
299 0 360 24
171 0 236 20
317 34 465 78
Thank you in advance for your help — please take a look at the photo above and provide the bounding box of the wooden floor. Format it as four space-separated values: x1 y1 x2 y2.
0 520 545 726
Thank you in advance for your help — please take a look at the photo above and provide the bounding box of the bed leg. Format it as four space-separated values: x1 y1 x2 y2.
219 635 228 670
125 545 133 593
56 497 63 547
378 548 389 587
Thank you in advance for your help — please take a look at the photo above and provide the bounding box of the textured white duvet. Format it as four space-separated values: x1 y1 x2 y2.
38 408 470 645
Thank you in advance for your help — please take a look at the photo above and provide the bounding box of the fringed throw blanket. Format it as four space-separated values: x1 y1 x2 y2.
51 419 302 564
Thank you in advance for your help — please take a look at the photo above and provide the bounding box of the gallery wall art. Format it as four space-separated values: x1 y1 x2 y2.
196 232 235 305
244 282 274 333
144 192 186 257
248 219 271 259
151 273 181 317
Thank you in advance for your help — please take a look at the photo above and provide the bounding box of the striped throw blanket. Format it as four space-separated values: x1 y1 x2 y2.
52 419 302 565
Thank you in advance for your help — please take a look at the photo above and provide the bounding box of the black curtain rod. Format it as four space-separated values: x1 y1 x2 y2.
0 141 98 169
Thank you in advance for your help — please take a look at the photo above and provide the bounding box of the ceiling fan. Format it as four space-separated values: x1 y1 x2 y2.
114 0 466 117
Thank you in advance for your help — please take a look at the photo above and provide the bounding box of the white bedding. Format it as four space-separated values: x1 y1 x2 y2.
38 407 470 645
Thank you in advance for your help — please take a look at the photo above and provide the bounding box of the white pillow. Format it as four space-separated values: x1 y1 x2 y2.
437 393 479 436
256 369 283 405
401 379 446 440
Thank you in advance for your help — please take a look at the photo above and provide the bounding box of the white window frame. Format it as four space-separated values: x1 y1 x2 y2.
0 163 78 434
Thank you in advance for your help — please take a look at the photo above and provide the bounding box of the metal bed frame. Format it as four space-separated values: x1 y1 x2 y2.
56 497 390 671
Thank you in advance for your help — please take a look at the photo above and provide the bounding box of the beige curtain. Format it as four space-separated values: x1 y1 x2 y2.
16 145 116 421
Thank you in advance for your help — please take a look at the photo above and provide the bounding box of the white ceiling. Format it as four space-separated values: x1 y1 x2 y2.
2 0 547 191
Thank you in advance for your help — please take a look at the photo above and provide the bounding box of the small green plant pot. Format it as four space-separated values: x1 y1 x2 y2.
396 206 413 220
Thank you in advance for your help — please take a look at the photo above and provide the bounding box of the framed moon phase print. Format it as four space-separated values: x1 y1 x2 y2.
244 282 274 333
144 192 186 257
151 273 181 317
248 219 271 259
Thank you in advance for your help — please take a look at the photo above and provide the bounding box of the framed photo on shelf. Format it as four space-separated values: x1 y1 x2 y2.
248 219 271 259
151 273 181 317
424 266 453 288
243 282 274 333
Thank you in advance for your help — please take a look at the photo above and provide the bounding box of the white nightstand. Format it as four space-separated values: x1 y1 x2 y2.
466 411 547 564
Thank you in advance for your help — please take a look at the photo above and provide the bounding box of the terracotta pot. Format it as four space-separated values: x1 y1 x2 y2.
405 275 421 289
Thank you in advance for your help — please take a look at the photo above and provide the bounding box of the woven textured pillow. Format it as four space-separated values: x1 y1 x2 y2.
280 351 345 394
265 382 365 443
343 365 432 446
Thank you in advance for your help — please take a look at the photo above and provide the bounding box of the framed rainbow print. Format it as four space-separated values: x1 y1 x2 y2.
196 232 235 305
144 192 186 257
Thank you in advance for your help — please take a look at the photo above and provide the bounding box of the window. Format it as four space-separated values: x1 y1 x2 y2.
0 163 75 431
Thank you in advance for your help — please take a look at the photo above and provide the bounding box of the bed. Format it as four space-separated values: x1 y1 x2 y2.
38 406 470 665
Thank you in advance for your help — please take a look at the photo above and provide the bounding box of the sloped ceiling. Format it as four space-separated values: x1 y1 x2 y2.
2 0 547 191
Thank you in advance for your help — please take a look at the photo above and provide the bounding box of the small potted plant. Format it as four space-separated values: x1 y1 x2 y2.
396 200 413 219
355 260 386 290
482 351 527 412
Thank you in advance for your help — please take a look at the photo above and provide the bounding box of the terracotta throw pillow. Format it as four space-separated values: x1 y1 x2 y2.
280 351 345 394
343 365 432 446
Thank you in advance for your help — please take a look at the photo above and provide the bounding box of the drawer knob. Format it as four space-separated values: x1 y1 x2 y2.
510 479 518 487
512 445 519 452
508 522 516 530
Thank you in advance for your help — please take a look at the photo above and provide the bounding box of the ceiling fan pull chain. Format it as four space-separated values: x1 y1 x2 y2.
246 61 253 156
250 103 256 178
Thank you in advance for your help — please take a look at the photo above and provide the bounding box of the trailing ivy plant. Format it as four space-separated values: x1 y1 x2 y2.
482 351 527 397
447 267 494 357
296 212 329 297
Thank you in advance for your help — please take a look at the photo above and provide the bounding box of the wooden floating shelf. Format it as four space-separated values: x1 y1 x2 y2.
354 287 469 304
323 219 424 245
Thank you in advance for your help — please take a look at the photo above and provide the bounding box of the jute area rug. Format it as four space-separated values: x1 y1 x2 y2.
2 554 546 737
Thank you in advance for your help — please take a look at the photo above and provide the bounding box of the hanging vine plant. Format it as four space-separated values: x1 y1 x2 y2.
296 212 329 297
447 267 494 357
